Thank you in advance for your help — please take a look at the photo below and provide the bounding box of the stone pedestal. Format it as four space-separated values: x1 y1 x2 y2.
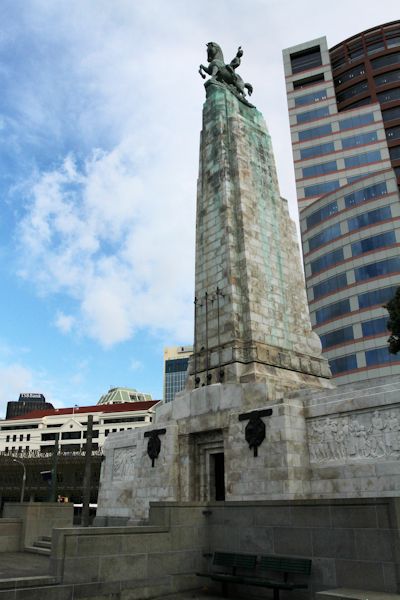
97 382 313 522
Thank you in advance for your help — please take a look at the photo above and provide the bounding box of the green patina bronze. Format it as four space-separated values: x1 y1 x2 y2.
199 42 255 107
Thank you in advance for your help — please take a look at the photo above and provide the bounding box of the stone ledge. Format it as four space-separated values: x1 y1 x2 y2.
316 589 400 600
0 576 57 590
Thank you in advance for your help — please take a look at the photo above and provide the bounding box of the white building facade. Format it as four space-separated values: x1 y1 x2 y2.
0 400 158 455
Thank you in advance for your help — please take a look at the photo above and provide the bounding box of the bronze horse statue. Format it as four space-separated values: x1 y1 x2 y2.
199 42 253 102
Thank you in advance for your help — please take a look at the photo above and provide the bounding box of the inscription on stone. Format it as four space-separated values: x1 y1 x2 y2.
307 408 400 463
112 446 136 480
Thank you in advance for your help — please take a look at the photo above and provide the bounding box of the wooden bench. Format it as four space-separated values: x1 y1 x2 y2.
197 551 312 599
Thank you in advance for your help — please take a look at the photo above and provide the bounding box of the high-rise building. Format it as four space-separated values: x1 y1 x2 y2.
163 346 193 402
6 393 54 419
283 21 400 384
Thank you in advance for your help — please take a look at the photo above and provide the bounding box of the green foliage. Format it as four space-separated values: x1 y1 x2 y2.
384 287 400 354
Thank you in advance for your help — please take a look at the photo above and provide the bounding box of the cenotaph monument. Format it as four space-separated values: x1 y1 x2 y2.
96 43 400 526
96 43 333 524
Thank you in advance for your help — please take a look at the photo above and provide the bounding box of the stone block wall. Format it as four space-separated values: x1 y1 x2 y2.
3 502 73 549
0 518 21 552
0 499 397 599
50 505 207 599
45 499 400 599
201 498 400 597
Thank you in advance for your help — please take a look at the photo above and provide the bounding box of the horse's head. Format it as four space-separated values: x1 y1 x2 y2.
207 42 224 63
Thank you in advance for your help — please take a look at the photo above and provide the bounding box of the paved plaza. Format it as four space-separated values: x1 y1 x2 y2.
0 552 49 579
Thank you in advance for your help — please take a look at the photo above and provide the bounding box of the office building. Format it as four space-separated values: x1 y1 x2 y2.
6 393 54 419
0 399 158 454
163 346 193 402
283 21 400 383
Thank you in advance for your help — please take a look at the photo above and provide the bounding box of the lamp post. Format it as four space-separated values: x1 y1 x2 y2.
12 459 26 503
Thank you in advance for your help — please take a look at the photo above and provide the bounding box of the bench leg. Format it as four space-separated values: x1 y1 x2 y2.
273 589 280 600
221 581 228 597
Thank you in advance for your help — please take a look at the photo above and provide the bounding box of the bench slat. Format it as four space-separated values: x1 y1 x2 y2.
260 555 311 575
213 552 257 569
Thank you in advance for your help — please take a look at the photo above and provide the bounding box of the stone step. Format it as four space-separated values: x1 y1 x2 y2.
34 539 52 549
0 576 57 590
316 588 400 600
24 545 51 556
40 535 51 542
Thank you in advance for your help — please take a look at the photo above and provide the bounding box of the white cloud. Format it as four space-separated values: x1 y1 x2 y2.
11 0 400 352
54 311 76 334
18 137 195 347
0 363 34 416
130 359 143 372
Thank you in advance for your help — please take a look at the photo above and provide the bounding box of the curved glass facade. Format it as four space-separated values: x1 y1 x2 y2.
284 23 400 384
330 21 400 188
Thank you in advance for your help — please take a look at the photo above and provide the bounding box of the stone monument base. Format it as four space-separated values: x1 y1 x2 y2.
96 375 400 524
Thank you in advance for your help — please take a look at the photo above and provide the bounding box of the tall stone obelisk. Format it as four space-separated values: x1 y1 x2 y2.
189 43 331 391
95 45 334 524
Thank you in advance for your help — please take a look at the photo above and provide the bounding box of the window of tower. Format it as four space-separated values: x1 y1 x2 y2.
361 317 389 337
351 231 396 257
382 106 400 122
310 248 344 275
358 285 398 309
298 123 332 142
347 206 392 231
306 200 338 228
336 80 369 103
295 89 328 107
341 131 378 149
377 87 400 104
304 180 340 198
371 51 400 70
290 46 322 74
344 150 381 169
344 181 387 208
308 222 341 251
330 354 357 375
313 273 348 300
389 146 400 161
293 73 325 90
365 347 398 367
315 299 351 325
334 64 366 87
320 326 354 349
354 257 400 282
374 69 400 87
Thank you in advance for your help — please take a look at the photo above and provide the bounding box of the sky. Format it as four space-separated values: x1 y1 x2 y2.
0 0 399 414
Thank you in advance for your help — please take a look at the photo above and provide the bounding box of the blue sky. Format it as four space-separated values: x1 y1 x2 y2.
0 0 399 414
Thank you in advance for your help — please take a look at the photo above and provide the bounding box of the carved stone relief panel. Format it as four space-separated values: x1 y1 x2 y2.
112 446 137 480
307 406 400 464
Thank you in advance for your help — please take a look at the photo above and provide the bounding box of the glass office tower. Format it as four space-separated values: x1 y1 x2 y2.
283 21 400 384
163 346 193 402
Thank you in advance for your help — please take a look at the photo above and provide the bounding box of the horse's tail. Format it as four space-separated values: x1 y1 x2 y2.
245 83 253 96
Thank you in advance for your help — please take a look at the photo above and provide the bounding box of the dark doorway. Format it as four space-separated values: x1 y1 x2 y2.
212 452 225 501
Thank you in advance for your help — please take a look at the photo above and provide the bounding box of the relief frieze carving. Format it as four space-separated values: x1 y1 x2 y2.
112 446 137 480
307 407 400 463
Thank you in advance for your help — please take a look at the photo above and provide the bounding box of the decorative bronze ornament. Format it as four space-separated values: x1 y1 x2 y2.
239 409 273 457
144 428 166 467
245 415 265 457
